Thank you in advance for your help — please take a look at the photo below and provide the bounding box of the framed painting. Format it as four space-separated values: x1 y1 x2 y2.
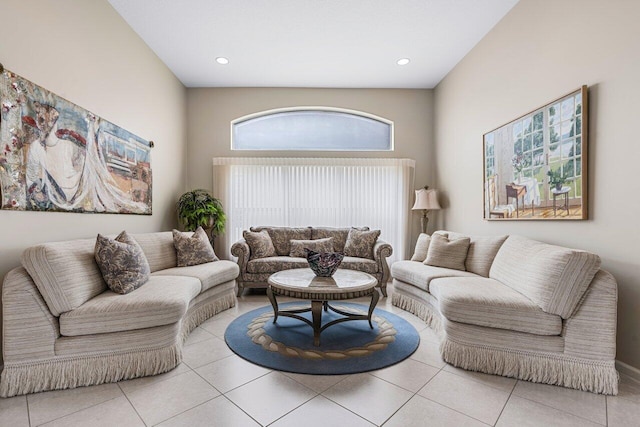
483 86 588 220
0 67 152 214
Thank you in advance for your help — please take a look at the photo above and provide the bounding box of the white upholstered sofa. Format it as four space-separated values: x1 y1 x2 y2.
0 231 239 397
391 231 618 395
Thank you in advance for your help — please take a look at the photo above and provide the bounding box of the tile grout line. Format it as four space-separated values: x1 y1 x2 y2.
188 357 270 396
149 395 222 426
491 379 518 426
440 366 518 394
116 382 148 427
26 394 32 427
403 364 494 426
264 392 320 426
319 389 382 426
418 394 493 426
512 393 607 426
29 393 123 427
379 364 456 427
220 394 267 426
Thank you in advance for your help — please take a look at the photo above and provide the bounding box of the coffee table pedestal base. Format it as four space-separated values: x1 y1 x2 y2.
267 287 380 346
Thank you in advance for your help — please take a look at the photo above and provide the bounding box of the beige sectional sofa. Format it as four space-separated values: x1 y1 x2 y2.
391 231 618 395
232 226 393 296
0 231 239 397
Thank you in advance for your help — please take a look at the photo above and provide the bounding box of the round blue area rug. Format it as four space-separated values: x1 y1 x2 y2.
224 302 420 375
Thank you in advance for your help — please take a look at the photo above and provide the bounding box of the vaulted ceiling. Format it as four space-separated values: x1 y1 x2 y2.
109 0 519 88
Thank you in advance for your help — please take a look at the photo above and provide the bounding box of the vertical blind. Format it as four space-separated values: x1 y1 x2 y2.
212 157 415 265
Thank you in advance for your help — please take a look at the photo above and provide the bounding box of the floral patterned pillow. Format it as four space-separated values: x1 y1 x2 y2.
343 228 381 260
172 227 219 267
243 229 277 260
289 238 334 258
95 231 151 295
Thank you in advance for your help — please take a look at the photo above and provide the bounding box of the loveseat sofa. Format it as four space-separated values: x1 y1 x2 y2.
0 231 239 397
231 226 393 296
391 231 618 395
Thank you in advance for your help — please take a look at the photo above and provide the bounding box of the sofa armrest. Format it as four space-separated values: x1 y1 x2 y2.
373 240 393 294
2 267 59 363
231 238 250 281
563 269 617 361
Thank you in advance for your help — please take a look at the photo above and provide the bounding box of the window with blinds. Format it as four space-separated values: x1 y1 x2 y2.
212 157 415 264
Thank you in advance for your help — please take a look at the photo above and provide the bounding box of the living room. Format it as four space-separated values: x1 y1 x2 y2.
0 0 639 426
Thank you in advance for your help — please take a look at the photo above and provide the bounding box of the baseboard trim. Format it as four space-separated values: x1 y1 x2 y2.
616 360 640 383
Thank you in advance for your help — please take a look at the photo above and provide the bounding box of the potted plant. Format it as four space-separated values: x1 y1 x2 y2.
546 168 568 191
177 189 226 244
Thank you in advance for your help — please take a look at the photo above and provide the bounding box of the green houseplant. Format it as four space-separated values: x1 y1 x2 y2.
547 168 568 191
177 189 226 239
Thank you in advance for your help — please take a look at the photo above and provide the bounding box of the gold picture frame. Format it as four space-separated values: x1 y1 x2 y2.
483 86 588 220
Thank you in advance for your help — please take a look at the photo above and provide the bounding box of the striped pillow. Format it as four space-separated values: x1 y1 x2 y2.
410 234 431 262
424 234 471 271
490 235 601 318
447 232 508 277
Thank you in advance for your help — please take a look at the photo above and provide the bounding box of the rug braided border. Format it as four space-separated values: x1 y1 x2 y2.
246 305 397 360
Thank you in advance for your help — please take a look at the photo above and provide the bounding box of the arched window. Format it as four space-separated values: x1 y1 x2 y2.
231 107 394 151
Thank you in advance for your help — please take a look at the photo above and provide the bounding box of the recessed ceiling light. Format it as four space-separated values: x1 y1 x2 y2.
216 57 229 65
396 58 410 66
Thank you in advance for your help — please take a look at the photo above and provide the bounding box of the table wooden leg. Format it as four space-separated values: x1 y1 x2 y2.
367 290 379 329
267 286 278 323
311 300 323 346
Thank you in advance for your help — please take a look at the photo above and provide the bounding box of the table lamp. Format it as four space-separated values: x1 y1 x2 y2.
412 186 441 234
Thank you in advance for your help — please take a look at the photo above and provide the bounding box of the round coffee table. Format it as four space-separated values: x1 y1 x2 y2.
267 268 379 346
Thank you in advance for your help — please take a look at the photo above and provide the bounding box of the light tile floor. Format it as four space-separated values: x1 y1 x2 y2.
2 291 640 427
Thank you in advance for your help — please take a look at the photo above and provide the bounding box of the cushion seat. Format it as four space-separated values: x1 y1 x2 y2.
247 256 308 273
429 277 562 336
152 260 240 292
247 256 379 275
341 257 378 274
390 260 477 292
59 275 201 336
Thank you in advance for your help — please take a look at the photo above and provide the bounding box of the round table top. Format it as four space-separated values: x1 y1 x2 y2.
268 268 377 298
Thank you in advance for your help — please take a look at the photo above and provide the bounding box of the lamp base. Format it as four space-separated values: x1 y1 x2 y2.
420 211 430 234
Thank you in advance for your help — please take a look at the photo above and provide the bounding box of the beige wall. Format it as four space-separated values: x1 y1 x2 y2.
187 87 435 242
0 0 187 359
434 0 640 368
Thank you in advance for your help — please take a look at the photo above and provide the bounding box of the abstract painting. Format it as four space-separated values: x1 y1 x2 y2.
0 68 152 214
483 86 587 220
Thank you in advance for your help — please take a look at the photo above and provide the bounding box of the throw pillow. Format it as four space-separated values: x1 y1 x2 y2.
95 231 150 295
411 230 449 261
343 228 381 260
289 238 335 258
243 229 277 259
447 231 508 277
410 234 431 262
424 233 471 271
172 227 219 267
311 227 369 253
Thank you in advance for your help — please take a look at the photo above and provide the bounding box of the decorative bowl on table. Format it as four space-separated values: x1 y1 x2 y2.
305 249 344 277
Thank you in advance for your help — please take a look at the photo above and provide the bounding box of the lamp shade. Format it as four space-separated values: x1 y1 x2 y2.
412 188 441 211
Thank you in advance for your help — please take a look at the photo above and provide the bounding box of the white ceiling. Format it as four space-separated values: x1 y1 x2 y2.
108 0 519 89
